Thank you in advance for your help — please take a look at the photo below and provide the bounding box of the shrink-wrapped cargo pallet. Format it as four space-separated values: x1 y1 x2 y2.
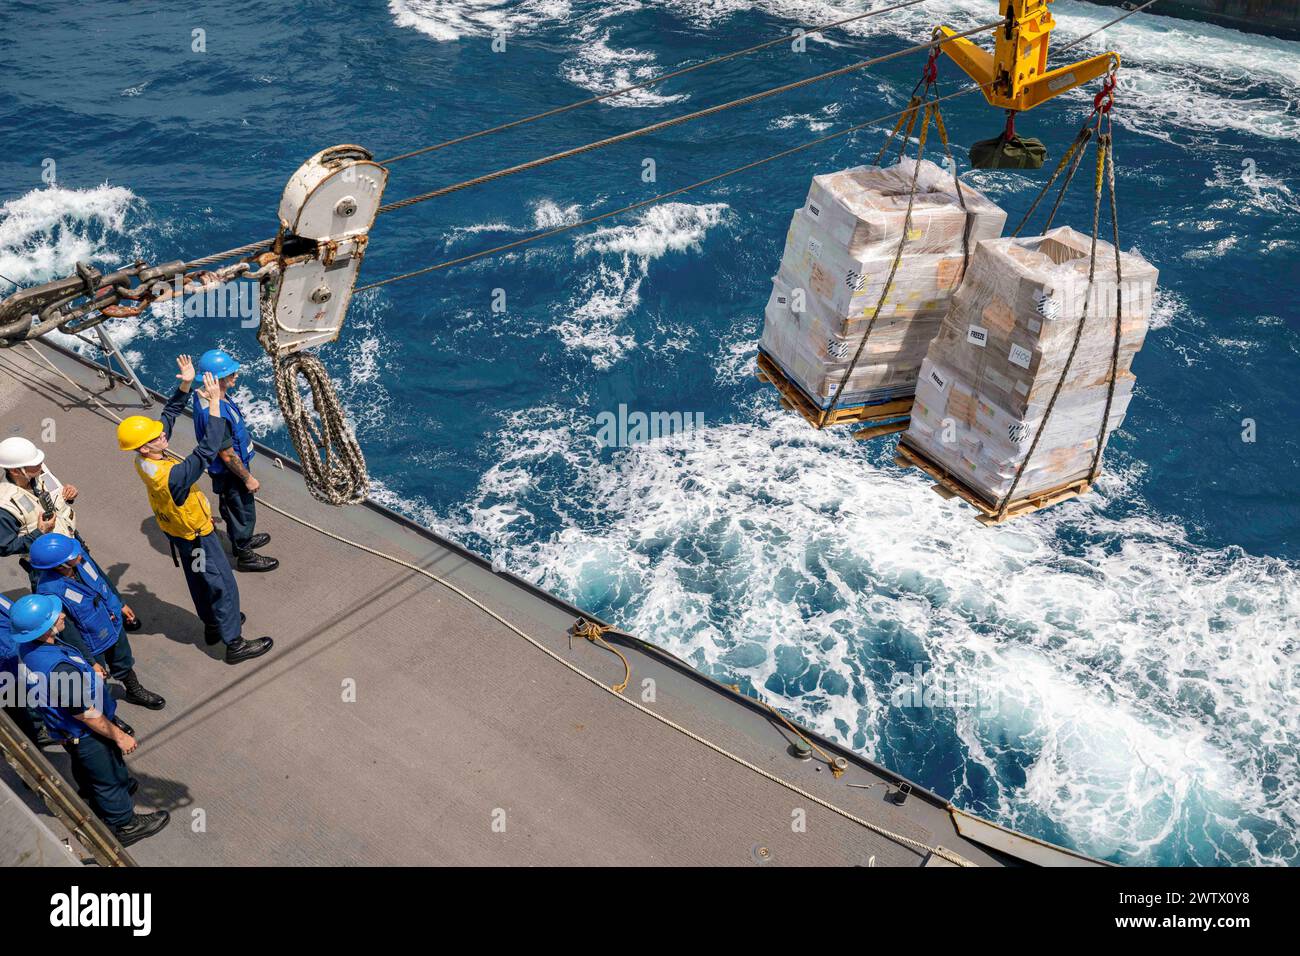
900 225 1158 518
758 159 1005 416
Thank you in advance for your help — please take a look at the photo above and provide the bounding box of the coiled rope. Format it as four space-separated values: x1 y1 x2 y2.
258 288 369 506
17 341 975 867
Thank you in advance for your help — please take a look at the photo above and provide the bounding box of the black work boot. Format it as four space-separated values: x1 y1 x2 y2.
245 533 271 550
235 550 279 572
205 612 245 645
120 669 166 710
113 810 170 846
123 615 143 633
225 636 274 665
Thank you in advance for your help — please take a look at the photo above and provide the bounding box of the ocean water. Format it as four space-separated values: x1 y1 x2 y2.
2 0 1298 865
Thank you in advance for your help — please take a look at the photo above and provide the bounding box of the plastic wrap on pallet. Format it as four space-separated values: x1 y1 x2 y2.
902 225 1158 502
760 274 933 405
803 158 1006 258
758 159 1006 409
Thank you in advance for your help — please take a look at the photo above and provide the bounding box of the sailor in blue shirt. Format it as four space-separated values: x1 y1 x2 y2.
0 594 15 681
31 533 165 710
13 593 169 846
0 593 48 744
192 349 278 573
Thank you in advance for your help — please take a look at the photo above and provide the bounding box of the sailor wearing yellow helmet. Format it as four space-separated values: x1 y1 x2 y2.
116 355 273 666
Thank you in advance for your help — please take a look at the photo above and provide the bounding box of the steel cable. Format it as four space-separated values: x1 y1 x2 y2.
378 0 939 165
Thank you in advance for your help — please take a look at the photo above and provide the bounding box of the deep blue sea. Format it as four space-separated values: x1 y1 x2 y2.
2 0 1298 865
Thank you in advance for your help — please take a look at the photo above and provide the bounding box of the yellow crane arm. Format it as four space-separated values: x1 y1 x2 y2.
939 0 1117 112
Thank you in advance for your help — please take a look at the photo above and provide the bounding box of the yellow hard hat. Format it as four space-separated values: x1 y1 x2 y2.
117 416 164 452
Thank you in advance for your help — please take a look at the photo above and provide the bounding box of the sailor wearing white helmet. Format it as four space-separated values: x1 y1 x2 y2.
0 436 78 589
0 435 142 631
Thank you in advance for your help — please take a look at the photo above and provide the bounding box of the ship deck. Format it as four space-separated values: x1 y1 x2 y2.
1 340 1099 866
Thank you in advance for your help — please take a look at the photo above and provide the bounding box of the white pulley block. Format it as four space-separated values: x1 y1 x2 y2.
264 145 388 354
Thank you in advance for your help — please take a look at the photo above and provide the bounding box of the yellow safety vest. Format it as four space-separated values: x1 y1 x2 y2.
134 456 214 541
0 470 76 538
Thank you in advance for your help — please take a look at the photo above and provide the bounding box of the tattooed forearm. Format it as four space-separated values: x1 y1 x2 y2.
220 447 252 483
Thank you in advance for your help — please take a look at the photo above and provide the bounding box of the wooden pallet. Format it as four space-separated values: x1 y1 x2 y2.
756 351 913 432
893 439 1092 526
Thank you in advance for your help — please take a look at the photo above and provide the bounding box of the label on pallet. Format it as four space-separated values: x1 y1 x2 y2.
808 202 821 218
928 367 948 392
1035 290 1061 319
966 325 988 347
1008 343 1033 369
807 236 822 260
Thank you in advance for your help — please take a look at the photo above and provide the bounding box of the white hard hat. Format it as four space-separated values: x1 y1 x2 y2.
0 437 44 470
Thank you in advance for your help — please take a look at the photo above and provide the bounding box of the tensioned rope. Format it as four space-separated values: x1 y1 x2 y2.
378 0 938 165
354 82 991 293
17 341 975 867
994 88 1122 520
182 0 1162 273
1057 0 1161 54
181 20 1004 273
375 20 1006 215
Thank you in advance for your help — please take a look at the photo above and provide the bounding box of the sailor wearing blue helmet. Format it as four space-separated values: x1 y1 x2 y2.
14 593 169 846
1 592 49 745
192 349 278 573
31 533 165 710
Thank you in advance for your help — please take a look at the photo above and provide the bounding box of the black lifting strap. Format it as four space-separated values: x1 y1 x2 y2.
821 84 972 427
995 116 1123 520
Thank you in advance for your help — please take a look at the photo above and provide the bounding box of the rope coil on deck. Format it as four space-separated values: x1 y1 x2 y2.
570 618 631 694
22 342 975 867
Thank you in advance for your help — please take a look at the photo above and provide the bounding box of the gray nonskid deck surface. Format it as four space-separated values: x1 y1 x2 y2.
0 343 1009 866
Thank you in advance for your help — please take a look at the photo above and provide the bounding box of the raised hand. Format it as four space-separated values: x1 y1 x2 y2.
176 354 196 389
197 371 221 413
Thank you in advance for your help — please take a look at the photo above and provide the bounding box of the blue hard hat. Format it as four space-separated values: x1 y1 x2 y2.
8 594 63 644
196 349 241 379
29 533 82 570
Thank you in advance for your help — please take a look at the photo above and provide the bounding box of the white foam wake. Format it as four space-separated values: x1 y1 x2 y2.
388 0 574 41
552 202 728 367
440 397 1299 864
0 184 173 360
562 28 691 107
